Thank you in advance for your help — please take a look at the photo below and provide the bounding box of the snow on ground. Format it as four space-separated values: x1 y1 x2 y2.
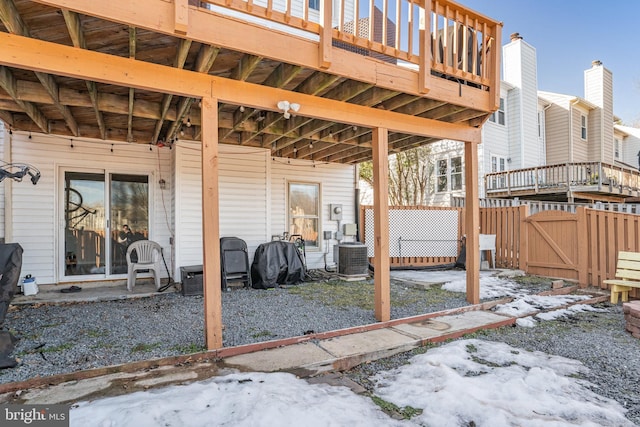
392 269 608 328
70 339 632 427
440 274 524 299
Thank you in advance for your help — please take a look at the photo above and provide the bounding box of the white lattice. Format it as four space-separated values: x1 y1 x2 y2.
364 209 459 257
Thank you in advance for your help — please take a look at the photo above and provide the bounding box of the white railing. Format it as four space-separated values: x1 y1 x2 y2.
485 162 640 196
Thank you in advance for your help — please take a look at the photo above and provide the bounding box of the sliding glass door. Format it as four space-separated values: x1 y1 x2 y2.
62 170 149 279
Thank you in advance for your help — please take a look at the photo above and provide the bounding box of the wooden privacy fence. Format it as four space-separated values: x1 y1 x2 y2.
361 205 640 297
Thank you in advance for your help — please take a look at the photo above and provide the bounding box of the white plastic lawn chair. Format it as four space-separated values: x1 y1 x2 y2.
126 240 163 291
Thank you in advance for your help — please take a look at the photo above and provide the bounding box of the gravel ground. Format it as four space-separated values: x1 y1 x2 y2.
1 273 638 426
1 276 474 384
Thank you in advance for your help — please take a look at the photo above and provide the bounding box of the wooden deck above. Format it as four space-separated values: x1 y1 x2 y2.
485 162 640 203
0 0 501 163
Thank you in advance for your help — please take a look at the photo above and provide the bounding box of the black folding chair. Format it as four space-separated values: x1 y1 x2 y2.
220 237 252 291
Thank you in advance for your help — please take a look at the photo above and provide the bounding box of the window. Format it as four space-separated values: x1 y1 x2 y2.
289 182 319 248
581 115 587 140
308 0 319 10
436 157 462 192
491 155 507 189
614 138 620 159
489 98 505 125
450 157 462 190
437 159 448 192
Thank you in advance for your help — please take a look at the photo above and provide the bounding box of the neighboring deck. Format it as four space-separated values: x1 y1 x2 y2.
0 0 501 163
485 162 640 203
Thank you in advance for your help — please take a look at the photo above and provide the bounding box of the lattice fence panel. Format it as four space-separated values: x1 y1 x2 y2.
364 208 459 257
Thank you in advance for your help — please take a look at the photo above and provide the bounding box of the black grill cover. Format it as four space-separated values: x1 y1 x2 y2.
251 241 305 289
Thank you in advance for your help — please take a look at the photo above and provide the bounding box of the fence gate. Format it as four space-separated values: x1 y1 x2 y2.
525 210 579 280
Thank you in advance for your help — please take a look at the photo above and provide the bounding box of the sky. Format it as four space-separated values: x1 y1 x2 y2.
461 0 640 126
68 274 633 426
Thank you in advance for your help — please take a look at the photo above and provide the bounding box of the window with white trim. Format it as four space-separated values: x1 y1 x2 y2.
289 182 320 248
614 138 620 159
491 154 507 189
489 97 505 125
436 157 463 192
309 0 319 10
436 159 448 192
581 115 587 140
450 157 462 190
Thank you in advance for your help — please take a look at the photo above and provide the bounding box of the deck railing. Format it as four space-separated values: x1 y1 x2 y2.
201 0 500 94
485 162 640 196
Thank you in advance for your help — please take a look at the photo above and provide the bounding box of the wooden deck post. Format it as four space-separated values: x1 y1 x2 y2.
372 127 390 321
418 6 431 94
174 0 189 35
464 140 480 304
201 94 223 350
319 0 332 68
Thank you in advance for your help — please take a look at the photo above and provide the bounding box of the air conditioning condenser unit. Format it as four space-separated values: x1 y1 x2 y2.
335 243 369 280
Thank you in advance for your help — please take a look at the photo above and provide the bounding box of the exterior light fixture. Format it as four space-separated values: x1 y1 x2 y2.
277 100 300 119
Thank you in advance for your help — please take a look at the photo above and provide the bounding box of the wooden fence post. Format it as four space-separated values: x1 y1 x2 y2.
576 207 588 287
518 204 529 272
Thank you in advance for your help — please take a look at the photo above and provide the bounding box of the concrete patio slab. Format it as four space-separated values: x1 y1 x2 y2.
318 328 418 359
392 310 512 339
223 341 334 372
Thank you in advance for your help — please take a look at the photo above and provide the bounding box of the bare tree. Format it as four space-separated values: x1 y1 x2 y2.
359 145 433 205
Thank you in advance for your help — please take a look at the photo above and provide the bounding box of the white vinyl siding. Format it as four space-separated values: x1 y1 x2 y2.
173 142 269 278
538 93 572 164
572 108 588 161
271 158 356 267
7 132 171 285
174 142 355 272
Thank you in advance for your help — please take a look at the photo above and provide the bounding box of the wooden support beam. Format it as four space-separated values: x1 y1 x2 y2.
229 54 262 81
201 94 223 350
62 10 106 139
262 63 303 88
464 140 480 304
1 0 79 136
0 67 48 133
165 44 219 140
0 110 13 126
372 127 390 321
152 38 193 143
222 63 302 140
0 32 482 143
34 0 496 113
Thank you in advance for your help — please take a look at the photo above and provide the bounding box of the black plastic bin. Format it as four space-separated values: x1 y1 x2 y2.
180 265 203 296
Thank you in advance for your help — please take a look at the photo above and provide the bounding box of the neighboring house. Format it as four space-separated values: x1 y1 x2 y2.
424 33 640 205
419 32 545 205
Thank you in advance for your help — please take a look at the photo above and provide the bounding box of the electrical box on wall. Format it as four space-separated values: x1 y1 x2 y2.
330 204 343 221
343 223 357 236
